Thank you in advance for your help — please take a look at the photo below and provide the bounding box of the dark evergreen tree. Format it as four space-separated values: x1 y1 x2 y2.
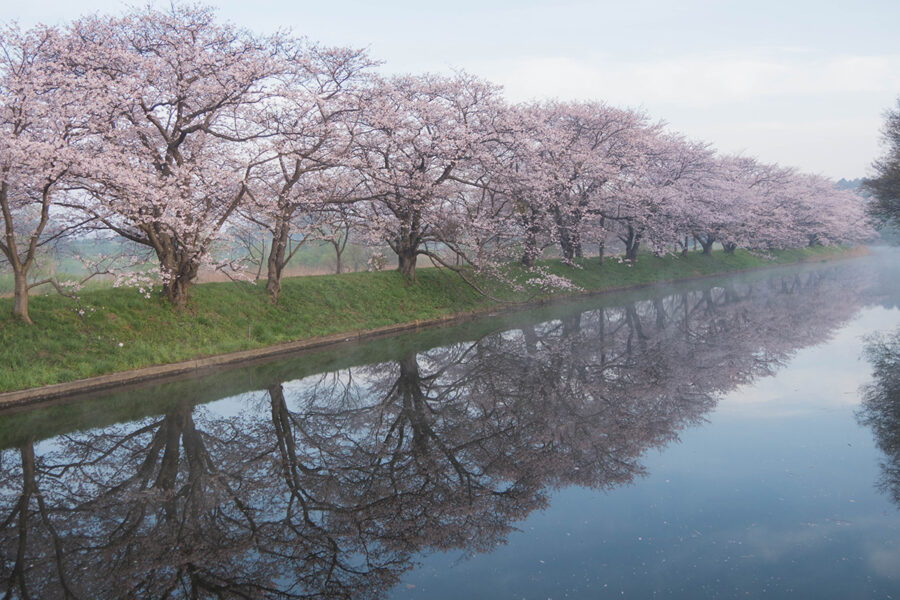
864 99 900 230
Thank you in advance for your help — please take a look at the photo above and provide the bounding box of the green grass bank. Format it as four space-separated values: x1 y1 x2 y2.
0 246 861 393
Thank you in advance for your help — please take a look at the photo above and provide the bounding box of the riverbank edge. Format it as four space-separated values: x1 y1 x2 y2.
0 247 868 408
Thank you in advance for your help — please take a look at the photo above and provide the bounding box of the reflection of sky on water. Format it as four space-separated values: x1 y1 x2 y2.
394 302 900 599
720 305 900 418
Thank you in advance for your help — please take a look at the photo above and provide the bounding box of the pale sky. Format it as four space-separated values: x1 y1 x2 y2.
9 0 900 179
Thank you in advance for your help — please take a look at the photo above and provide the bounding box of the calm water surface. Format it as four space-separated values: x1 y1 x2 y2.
2 250 899 599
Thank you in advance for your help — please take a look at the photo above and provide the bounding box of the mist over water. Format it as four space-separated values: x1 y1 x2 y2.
2 250 899 599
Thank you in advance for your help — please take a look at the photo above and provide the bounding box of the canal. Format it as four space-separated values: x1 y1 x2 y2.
2 249 899 598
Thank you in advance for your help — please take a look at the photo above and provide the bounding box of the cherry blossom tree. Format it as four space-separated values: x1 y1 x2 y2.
601 132 710 261
477 102 653 267
312 202 357 274
446 103 555 269
532 101 652 262
0 23 105 323
350 73 504 281
781 172 872 248
723 165 871 252
66 5 283 307
242 43 374 302
683 155 765 255
721 159 797 251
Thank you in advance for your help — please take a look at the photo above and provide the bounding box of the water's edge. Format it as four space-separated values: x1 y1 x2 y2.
0 251 865 408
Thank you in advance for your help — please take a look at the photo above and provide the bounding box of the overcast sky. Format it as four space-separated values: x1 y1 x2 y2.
9 0 900 179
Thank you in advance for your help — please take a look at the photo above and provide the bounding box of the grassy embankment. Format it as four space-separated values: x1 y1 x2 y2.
0 245 859 393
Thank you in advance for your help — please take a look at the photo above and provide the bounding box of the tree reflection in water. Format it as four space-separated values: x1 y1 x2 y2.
858 327 900 506
0 266 869 599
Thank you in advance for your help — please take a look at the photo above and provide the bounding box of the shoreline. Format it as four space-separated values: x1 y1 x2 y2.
0 246 868 409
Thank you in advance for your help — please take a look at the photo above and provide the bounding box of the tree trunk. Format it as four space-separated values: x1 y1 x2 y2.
623 227 641 261
397 353 432 455
398 248 418 282
723 242 737 254
557 222 577 261
158 251 198 309
653 297 667 329
150 230 201 309
3 179 49 325
596 219 606 265
333 233 347 275
551 206 574 261
522 211 541 268
693 234 714 255
12 272 31 325
269 383 311 497
265 269 282 303
521 325 539 355
164 277 192 309
562 313 582 336
266 222 290 304
625 243 639 261
393 211 422 282
8 438 36 597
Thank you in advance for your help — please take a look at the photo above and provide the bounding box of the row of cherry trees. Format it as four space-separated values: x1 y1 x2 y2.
0 4 873 322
